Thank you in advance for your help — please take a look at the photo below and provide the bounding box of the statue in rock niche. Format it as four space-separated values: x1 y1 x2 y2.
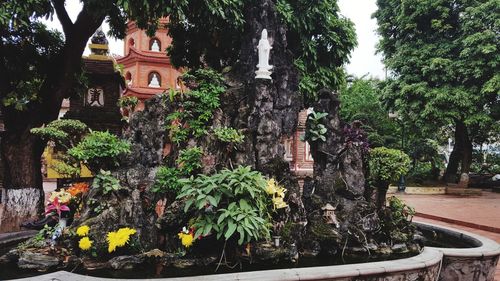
255 29 273 79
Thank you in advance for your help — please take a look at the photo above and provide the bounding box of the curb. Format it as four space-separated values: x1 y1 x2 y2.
415 212 500 233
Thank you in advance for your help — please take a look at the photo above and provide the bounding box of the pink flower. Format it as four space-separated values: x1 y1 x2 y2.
45 197 70 217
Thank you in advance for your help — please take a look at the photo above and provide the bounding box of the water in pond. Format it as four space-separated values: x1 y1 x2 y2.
0 225 479 280
0 246 413 280
416 225 480 248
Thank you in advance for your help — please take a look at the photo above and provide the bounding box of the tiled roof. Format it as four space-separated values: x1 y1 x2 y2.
83 59 115 74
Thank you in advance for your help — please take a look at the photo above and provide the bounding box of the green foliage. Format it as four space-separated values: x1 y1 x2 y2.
68 131 131 172
369 147 411 185
166 69 226 144
0 21 63 111
152 166 182 194
93 170 123 195
153 147 203 196
374 0 499 167
177 166 271 245
31 119 88 150
168 0 356 100
471 150 500 174
213 127 245 144
378 196 416 243
276 0 357 101
303 111 328 142
118 96 139 112
407 162 438 185
176 146 203 175
31 119 89 178
406 139 444 184
51 161 81 179
339 78 398 147
18 224 54 250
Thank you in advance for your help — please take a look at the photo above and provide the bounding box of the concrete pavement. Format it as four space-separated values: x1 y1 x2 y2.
394 191 500 280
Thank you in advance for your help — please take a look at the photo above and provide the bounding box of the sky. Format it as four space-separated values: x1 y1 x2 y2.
42 0 385 79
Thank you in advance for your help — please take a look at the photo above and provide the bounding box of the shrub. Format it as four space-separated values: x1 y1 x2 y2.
369 147 411 185
176 146 203 175
93 170 123 195
152 166 181 195
368 147 410 208
31 119 89 178
378 196 416 243
117 96 139 112
176 166 272 245
166 68 226 144
31 119 88 149
68 131 131 172
167 69 226 144
303 110 328 142
213 127 245 144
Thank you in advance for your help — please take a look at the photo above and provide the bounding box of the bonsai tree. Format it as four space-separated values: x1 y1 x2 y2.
368 147 410 209
68 130 131 173
31 119 89 178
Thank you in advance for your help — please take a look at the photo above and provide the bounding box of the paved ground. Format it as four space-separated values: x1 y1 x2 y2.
394 191 500 280
395 191 500 231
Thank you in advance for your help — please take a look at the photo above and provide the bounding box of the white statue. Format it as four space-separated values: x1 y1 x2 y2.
255 29 273 79
151 39 160 52
149 73 160 88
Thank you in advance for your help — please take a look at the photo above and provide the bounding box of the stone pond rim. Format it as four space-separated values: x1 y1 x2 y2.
1 222 499 281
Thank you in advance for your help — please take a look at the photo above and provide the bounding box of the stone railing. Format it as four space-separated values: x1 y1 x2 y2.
416 222 500 281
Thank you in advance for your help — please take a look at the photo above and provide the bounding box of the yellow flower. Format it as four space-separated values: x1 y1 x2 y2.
79 237 92 251
272 196 288 209
178 232 194 248
49 191 72 204
266 179 278 195
276 187 287 199
107 227 137 253
76 225 90 237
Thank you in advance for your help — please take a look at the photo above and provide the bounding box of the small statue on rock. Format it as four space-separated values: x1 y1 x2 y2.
255 29 273 79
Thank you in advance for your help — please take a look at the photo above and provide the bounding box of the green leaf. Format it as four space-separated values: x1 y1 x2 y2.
206 195 218 207
225 220 236 239
194 227 204 239
184 199 194 212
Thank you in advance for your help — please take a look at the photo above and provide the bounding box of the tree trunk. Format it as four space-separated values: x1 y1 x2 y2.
444 120 463 183
458 120 473 175
376 182 390 210
443 120 473 184
0 10 104 232
0 129 44 232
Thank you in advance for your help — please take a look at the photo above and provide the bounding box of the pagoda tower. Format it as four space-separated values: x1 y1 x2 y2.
116 19 182 110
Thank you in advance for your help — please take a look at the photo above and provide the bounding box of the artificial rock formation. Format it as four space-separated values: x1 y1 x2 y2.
304 89 382 256
73 98 171 252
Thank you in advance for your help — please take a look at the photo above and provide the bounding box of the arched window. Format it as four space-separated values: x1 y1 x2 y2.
148 72 161 88
149 38 161 52
128 38 135 48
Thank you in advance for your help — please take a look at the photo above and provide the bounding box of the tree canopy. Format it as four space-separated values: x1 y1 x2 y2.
374 0 499 178
167 0 357 102
339 77 398 148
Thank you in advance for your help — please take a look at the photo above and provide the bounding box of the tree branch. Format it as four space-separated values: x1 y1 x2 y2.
51 0 73 36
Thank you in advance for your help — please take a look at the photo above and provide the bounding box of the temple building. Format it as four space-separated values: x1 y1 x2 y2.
116 19 182 110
